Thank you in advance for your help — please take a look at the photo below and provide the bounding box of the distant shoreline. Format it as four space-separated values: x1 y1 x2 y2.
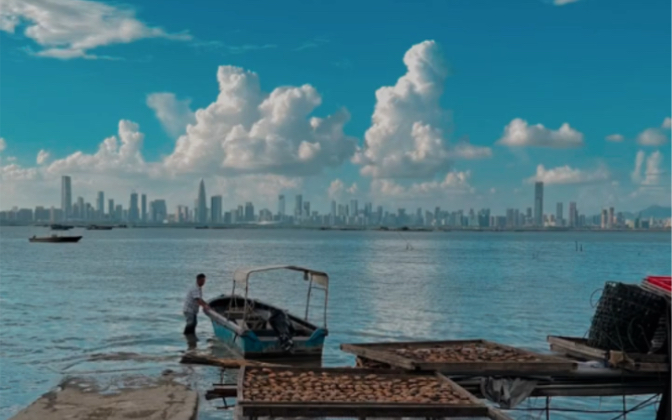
1 222 669 233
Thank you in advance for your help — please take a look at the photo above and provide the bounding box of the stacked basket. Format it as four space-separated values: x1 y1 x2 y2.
587 282 667 354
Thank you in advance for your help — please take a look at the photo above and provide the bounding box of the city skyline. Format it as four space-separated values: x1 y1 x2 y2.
0 1 670 215
1 175 669 230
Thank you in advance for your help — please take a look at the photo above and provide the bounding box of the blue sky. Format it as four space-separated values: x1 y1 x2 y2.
0 0 670 214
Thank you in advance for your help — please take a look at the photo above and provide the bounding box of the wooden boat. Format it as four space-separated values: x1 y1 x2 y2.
86 225 113 230
206 266 329 359
29 235 82 243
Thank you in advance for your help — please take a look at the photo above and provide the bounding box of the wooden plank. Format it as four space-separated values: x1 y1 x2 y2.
343 339 486 349
418 361 575 375
237 366 245 403
343 340 576 374
238 402 489 417
340 344 416 370
547 336 607 360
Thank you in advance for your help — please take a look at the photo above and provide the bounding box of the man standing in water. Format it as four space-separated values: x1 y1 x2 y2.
183 273 209 335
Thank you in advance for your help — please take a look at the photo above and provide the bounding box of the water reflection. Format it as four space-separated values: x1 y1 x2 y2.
0 227 668 420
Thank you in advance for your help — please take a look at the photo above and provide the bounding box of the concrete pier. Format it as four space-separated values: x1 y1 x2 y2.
11 375 198 420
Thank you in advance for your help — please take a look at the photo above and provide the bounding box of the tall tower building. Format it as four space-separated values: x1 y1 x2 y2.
534 182 544 227
108 199 115 220
569 202 577 227
61 176 72 220
129 193 139 222
96 191 105 219
244 202 255 221
350 199 358 217
197 179 208 224
294 195 303 219
556 202 563 226
141 194 147 222
278 195 285 217
211 195 223 223
608 207 614 229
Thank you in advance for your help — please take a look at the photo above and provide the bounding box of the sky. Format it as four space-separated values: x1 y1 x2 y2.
0 0 670 215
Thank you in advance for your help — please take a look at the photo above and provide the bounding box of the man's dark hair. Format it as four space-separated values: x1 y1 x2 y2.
196 273 206 280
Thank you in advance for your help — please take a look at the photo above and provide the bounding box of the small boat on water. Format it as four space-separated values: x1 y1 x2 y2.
50 224 74 231
29 234 82 243
206 265 329 360
86 225 113 230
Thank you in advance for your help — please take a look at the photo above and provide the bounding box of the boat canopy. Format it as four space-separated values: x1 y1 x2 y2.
233 265 329 289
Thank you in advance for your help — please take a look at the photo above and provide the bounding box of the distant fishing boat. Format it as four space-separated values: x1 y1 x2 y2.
86 225 113 230
49 224 73 231
29 235 82 243
206 266 329 359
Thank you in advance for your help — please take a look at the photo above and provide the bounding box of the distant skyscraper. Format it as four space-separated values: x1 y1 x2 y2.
76 196 84 219
245 202 255 221
331 200 337 216
141 194 147 222
151 200 167 223
303 201 310 218
61 176 72 219
350 199 358 217
211 195 223 223
129 193 139 222
534 182 544 227
601 209 609 229
556 202 563 226
108 199 115 220
197 179 207 224
569 202 577 227
278 195 285 217
115 204 123 221
97 191 104 218
294 195 303 219
608 207 614 229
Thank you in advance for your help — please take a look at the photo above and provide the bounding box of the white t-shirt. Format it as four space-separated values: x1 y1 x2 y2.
183 285 203 314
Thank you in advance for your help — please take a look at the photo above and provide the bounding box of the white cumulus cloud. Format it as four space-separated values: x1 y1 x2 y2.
45 120 149 176
0 0 190 60
526 164 609 185
0 137 6 153
554 0 581 5
371 171 473 201
36 149 50 165
498 118 584 148
605 134 624 142
637 128 668 146
328 179 358 200
632 150 665 186
146 92 196 138
162 65 357 177
353 40 491 179
662 117 671 129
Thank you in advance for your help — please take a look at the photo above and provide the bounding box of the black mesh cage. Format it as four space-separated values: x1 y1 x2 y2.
587 282 667 353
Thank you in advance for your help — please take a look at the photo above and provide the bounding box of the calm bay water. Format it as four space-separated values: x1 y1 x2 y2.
0 226 669 419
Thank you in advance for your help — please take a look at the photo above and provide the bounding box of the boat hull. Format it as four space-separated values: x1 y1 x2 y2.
210 319 326 359
206 296 327 359
29 236 82 243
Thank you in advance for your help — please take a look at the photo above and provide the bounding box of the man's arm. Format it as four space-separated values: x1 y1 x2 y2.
196 298 210 310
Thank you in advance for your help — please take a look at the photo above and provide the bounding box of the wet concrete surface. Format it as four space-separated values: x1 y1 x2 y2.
10 373 198 420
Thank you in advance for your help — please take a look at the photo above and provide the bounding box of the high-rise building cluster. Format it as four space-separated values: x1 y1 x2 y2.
0 178 669 230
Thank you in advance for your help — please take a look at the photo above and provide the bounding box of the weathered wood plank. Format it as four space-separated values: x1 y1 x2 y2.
238 402 489 417
343 340 576 374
